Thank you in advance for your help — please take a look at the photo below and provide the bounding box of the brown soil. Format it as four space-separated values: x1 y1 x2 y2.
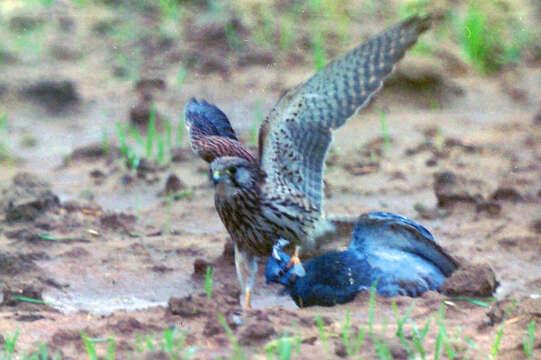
1 1 540 359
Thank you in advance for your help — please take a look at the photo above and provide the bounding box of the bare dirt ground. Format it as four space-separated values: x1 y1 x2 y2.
1 1 541 359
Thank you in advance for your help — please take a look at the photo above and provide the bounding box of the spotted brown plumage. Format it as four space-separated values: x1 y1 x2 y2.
185 15 431 308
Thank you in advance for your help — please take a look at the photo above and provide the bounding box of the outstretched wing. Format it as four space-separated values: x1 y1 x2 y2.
258 16 430 210
184 98 256 164
350 212 459 277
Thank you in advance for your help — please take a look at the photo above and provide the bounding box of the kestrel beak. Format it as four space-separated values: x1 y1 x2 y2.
211 170 223 184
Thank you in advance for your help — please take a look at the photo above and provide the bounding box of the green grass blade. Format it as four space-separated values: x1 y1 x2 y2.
353 326 366 355
38 234 59 241
315 315 327 345
162 327 178 353
12 295 50 305
106 337 115 360
523 320 535 358
420 316 432 341
448 297 492 308
491 324 504 357
176 65 187 87
205 266 214 299
146 103 157 158
341 310 352 356
218 313 244 359
0 111 7 129
102 128 109 156
115 123 128 157
310 31 326 71
392 300 415 358
372 334 391 360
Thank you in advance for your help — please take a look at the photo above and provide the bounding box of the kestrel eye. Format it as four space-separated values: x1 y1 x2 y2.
226 167 237 176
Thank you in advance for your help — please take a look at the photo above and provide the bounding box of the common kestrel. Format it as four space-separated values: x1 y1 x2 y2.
185 15 431 308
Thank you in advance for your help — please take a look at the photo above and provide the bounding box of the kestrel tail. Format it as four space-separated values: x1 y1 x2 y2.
185 15 431 308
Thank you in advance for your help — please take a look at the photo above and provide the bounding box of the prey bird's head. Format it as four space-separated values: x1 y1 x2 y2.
210 156 264 198
265 239 305 287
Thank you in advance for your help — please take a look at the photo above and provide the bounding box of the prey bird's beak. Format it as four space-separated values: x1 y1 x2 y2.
272 247 281 260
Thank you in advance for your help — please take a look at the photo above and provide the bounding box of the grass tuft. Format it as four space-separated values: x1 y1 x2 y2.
116 122 138 169
3 329 19 360
114 110 180 168
460 2 499 73
265 335 297 360
458 1 529 74
392 299 416 357
491 300 517 358
81 332 98 360
411 315 432 358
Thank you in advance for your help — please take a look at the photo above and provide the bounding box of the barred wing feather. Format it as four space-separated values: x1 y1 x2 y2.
258 16 430 210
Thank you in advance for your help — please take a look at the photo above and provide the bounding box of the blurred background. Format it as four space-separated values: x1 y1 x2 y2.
0 0 539 172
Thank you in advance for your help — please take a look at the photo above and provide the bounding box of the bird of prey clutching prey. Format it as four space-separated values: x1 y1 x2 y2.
185 15 431 308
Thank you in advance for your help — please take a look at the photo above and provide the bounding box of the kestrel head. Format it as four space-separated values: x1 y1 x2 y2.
210 156 264 198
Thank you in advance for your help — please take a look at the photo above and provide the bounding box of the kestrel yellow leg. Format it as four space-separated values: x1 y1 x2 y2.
244 289 252 309
234 243 257 309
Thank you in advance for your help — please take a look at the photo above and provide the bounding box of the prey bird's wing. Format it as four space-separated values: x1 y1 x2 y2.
350 212 459 277
258 16 430 210
184 98 256 164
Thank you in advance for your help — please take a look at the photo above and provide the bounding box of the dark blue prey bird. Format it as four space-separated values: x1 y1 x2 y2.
265 212 459 307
